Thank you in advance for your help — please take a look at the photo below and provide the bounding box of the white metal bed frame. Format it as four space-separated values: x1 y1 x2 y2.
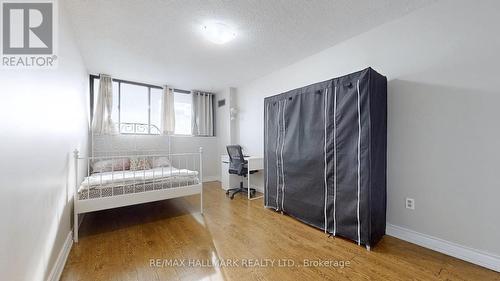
72 147 203 242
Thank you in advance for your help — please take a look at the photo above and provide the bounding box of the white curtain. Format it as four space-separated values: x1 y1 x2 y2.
92 74 116 135
161 86 175 135
191 91 214 136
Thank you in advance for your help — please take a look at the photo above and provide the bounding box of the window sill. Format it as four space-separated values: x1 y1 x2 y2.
170 134 217 138
108 133 216 138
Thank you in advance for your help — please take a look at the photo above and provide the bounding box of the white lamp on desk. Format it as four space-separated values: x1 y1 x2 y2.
230 107 238 120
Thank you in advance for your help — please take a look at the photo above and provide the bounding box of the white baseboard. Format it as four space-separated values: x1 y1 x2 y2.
46 231 73 281
203 176 220 182
386 224 500 272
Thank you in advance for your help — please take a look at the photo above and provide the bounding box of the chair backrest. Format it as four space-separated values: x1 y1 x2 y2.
226 145 246 175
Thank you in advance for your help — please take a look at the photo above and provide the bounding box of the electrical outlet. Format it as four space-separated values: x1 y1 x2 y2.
405 198 415 210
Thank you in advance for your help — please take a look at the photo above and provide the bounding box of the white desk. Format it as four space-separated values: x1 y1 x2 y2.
220 155 264 200
246 156 264 200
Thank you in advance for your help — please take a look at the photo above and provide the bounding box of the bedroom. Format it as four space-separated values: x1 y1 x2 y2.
0 0 499 280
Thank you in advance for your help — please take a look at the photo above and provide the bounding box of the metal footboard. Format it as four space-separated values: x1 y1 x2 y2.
73 147 203 242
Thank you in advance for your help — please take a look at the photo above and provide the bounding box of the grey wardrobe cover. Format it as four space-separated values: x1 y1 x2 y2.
264 67 387 247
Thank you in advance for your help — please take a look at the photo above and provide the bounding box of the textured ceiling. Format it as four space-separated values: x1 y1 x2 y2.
64 0 436 91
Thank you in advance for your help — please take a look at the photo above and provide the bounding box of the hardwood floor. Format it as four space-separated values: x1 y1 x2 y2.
61 182 499 281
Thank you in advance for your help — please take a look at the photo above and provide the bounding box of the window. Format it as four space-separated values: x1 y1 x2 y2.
91 77 161 134
150 88 163 134
90 76 201 136
174 92 192 135
120 83 150 133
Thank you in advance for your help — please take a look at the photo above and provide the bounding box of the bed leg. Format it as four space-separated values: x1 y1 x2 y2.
74 212 78 243
73 149 79 243
200 191 204 215
199 147 204 215
200 180 204 215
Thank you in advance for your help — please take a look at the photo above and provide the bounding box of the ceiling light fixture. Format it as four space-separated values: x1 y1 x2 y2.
202 22 236 44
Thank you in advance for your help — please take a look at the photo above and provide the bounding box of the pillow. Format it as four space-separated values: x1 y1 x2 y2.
92 158 130 173
130 157 152 171
151 156 172 168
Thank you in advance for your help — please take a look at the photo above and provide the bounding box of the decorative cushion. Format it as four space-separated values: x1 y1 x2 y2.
130 157 152 171
92 158 130 173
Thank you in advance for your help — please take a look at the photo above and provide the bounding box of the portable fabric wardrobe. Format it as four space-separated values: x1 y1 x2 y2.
264 67 387 248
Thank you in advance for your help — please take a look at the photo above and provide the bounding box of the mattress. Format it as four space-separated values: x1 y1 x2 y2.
78 167 199 200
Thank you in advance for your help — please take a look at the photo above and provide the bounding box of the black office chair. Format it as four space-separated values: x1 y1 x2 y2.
226 145 257 199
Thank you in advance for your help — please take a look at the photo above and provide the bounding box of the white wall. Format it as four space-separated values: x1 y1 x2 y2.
216 88 246 189
235 0 500 257
216 87 238 157
171 136 219 181
216 89 231 158
0 7 89 281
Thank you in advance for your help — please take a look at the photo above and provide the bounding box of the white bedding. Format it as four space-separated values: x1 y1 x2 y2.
79 167 199 192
